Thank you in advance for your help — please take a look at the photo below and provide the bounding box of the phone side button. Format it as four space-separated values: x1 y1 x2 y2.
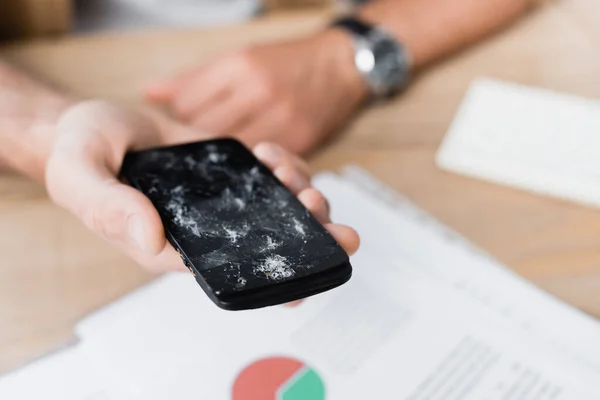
176 249 196 277
184 261 196 277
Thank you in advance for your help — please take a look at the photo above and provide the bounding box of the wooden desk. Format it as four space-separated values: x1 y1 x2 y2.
0 0 71 40
2 2 600 373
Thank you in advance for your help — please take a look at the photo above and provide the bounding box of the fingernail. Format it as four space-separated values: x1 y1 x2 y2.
144 82 171 100
255 143 281 166
128 215 147 252
284 300 303 307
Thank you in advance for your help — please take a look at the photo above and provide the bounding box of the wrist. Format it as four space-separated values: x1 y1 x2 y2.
311 29 370 108
357 0 536 69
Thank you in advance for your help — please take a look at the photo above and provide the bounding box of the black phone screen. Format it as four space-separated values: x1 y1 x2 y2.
121 139 350 309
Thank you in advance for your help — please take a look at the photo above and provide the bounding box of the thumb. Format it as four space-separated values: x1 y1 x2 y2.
47 156 167 256
45 101 170 257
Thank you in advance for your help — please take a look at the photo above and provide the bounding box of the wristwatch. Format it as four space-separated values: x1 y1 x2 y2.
331 17 411 98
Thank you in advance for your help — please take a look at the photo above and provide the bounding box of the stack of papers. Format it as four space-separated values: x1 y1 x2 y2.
3 166 600 399
437 78 600 208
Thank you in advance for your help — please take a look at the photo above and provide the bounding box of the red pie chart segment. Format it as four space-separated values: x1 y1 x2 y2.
232 357 304 400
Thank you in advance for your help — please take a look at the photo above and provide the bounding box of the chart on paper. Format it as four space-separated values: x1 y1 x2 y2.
232 357 325 400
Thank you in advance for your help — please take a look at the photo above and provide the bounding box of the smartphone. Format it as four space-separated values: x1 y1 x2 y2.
120 138 352 310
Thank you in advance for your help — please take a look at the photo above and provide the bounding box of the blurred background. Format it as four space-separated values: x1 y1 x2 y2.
3 0 600 398
0 0 365 39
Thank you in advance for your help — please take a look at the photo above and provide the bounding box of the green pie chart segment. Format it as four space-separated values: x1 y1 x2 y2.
278 367 325 400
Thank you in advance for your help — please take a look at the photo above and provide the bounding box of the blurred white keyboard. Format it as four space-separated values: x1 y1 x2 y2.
437 78 600 207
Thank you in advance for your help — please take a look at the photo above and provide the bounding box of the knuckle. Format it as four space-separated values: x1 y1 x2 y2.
300 188 324 210
253 77 276 102
290 118 317 153
317 193 330 213
279 164 296 178
275 100 296 122
310 188 326 204
253 142 279 162
236 51 259 72
274 165 293 182
295 116 314 137
82 203 128 243
173 97 191 117
81 207 102 236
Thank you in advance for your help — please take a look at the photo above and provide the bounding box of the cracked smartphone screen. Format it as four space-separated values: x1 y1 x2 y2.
121 139 351 310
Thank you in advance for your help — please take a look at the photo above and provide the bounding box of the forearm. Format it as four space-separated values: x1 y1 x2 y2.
0 61 75 181
358 0 541 69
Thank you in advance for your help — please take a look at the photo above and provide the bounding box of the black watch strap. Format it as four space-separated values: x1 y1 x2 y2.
330 17 374 37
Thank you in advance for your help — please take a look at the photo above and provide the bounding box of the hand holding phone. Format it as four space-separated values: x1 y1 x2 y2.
45 102 358 308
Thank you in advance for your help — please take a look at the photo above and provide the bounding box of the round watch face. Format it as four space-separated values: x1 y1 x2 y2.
372 36 406 90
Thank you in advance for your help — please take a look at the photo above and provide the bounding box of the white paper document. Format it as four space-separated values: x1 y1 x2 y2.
0 346 108 400
338 166 600 377
3 168 600 399
437 78 600 208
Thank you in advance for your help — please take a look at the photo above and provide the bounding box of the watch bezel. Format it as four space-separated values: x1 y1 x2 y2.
353 27 411 98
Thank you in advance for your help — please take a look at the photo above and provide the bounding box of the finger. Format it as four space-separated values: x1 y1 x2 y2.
238 107 314 156
174 83 231 122
284 300 303 307
47 155 168 257
136 243 189 273
253 142 310 178
190 88 262 136
324 223 360 256
167 62 243 121
284 205 352 311
298 188 330 224
274 166 311 195
232 103 288 149
145 67 202 103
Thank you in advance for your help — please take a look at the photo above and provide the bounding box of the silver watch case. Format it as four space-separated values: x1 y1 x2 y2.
353 28 411 98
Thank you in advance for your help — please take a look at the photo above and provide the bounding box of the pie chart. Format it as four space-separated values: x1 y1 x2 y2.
232 356 325 400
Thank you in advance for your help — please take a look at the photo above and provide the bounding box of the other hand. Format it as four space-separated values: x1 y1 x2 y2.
145 30 367 155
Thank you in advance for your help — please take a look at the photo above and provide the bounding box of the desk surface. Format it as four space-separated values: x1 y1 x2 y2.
2 2 600 373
